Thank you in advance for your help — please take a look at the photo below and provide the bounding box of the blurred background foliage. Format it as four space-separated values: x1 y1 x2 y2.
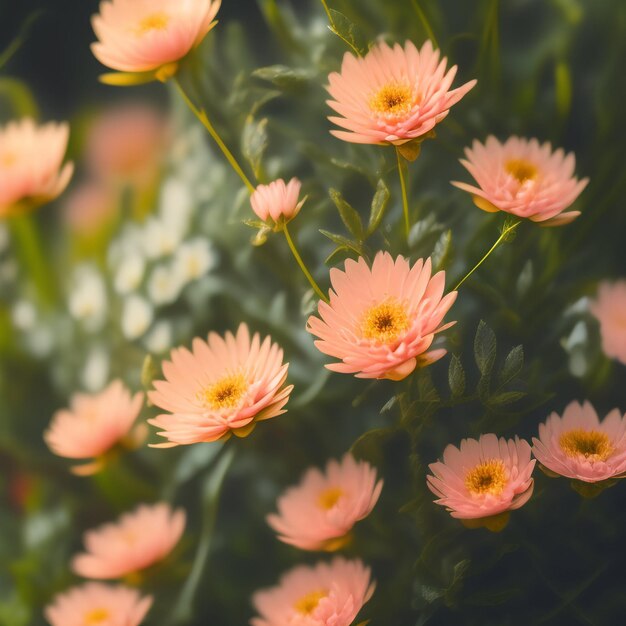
1 0 625 624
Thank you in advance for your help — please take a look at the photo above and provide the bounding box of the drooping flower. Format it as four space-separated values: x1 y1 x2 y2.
72 502 185 579
44 380 144 475
251 558 375 626
427 434 535 530
44 582 152 626
452 136 588 226
267 454 383 551
326 40 476 146
148 323 292 446
532 401 626 483
91 0 222 83
250 178 305 228
590 281 626 365
0 119 73 217
307 252 457 380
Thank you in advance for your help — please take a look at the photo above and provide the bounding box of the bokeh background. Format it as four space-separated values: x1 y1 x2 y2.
1 1 625 625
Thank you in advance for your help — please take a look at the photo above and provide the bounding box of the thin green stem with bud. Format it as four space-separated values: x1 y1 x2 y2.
396 147 411 240
174 78 256 194
283 223 329 303
454 219 522 291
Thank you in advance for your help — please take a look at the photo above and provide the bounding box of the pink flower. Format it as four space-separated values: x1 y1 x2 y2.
85 103 170 186
307 252 457 381
251 558 375 626
0 118 73 217
326 40 476 145
590 281 626 365
91 0 222 82
44 380 144 476
45 582 152 626
72 502 185 579
250 178 305 227
148 323 293 446
532 401 626 483
427 434 535 525
452 136 588 226
63 182 117 235
267 454 383 551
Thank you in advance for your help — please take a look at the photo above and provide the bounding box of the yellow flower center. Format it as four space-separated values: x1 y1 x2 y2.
84 608 110 625
361 299 410 344
559 429 613 461
370 83 414 116
465 459 508 496
505 159 538 184
294 589 328 615
135 12 170 35
199 373 248 410
318 486 344 510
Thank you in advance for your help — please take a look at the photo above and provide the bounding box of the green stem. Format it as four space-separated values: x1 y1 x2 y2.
10 214 56 307
174 78 256 194
319 0 362 56
396 147 411 240
283 223 329 303
320 0 334 23
454 219 521 291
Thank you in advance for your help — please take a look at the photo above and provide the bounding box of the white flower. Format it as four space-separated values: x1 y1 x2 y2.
113 253 146 295
82 347 110 392
142 217 185 260
143 320 173 354
172 238 216 285
159 178 194 234
147 264 183 306
68 266 107 331
121 295 153 340
12 300 37 330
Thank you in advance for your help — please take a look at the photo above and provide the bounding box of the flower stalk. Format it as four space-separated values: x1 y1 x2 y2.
396 147 411 240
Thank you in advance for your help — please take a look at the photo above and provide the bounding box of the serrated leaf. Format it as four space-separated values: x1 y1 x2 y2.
488 391 526 406
251 64 312 89
367 179 390 236
432 229 452 270
319 229 362 254
241 116 268 180
474 320 497 376
328 9 365 55
329 188 364 240
448 355 466 398
498 345 524 387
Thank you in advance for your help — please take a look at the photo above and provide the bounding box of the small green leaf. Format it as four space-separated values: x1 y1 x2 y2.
350 427 395 465
432 229 452 270
328 10 365 56
324 245 349 265
329 188 364 241
241 116 268 180
251 65 312 90
319 229 362 255
488 391 526 406
397 138 422 162
367 179 390 236
474 320 497 376
498 345 524 387
448 355 466 398
141 354 159 390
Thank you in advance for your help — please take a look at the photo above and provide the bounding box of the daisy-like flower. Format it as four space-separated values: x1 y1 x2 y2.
91 0 222 84
326 40 476 146
45 582 152 626
307 252 457 381
0 119 73 217
427 434 535 531
452 136 588 226
532 401 626 483
148 323 292 446
267 454 383 551
251 558 375 626
44 380 144 476
590 281 626 365
72 502 185 579
250 178 305 228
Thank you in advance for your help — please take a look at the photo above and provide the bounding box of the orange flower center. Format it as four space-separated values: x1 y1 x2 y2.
361 299 410 344
294 589 328 615
135 12 170 35
318 486 344 510
559 429 613 461
465 459 508 496
199 373 248 410
84 608 110 624
505 159 538 184
370 83 414 116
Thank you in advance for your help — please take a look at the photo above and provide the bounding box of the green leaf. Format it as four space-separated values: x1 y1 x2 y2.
350 427 395 465
498 345 524 387
555 61 572 120
0 10 44 70
324 245 349 265
319 229 362 255
0 77 38 119
241 116 268 180
251 65 312 89
474 320 497 376
328 10 365 56
329 188 364 241
448 355 466 398
488 391 526 406
367 179 390 236
432 229 452 271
